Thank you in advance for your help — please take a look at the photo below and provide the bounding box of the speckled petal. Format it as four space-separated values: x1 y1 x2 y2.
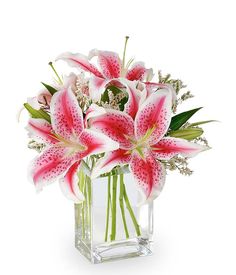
78 129 119 158
90 109 134 150
96 50 121 79
152 137 208 160
50 88 84 140
126 62 147 81
84 104 106 127
130 149 166 205
26 118 57 145
91 149 131 178
60 161 85 203
134 90 172 145
29 146 75 191
56 52 104 78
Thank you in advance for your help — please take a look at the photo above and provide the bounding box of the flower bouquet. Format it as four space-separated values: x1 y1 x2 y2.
22 37 213 263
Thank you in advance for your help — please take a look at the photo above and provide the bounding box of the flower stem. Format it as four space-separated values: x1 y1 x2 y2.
78 170 85 239
48 61 63 85
119 174 130 239
123 184 141 237
104 175 111 242
110 175 118 241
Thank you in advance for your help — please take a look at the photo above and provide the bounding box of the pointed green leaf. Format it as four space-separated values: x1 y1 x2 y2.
23 103 51 123
170 107 202 130
189 120 217 127
41 82 57 95
169 127 203 140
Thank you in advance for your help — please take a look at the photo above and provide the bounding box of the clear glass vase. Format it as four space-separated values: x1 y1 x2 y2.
74 170 154 263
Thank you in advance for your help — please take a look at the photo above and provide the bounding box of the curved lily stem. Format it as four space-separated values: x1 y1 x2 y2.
119 174 129 239
123 183 141 237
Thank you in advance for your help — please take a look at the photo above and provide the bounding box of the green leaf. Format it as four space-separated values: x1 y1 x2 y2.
41 82 57 95
170 107 202 130
189 120 217 127
169 127 203 140
107 85 123 95
23 103 51 123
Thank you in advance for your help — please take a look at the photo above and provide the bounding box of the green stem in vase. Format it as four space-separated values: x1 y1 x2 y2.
123 183 141 237
86 175 92 236
79 170 85 239
110 175 118 241
119 174 130 238
104 175 111 242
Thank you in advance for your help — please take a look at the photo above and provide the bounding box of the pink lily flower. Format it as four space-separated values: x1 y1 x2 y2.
56 50 150 101
90 90 207 204
27 88 118 203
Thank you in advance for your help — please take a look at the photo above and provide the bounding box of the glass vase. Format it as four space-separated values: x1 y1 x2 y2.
74 169 154 264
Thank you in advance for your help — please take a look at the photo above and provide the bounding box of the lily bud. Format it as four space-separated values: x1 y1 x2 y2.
169 127 203 140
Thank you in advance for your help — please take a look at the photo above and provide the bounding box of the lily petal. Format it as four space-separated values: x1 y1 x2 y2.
84 103 106 127
123 81 141 119
130 149 166 205
89 76 109 101
60 161 85 203
78 129 119 157
50 88 84 140
145 82 177 103
152 137 208 160
135 90 172 145
26 118 58 145
126 62 147 81
96 50 121 79
90 109 134 150
56 52 104 78
91 149 131 178
30 146 75 191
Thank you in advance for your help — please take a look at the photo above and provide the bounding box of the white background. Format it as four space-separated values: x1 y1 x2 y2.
0 0 235 274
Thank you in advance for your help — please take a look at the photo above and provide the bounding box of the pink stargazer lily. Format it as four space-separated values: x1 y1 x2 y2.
27 88 118 203
56 50 150 101
90 90 207 204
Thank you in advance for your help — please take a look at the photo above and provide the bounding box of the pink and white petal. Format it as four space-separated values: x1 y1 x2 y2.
56 52 104 78
126 62 147 81
96 50 121 79
29 146 75 191
89 76 109 101
26 118 57 145
145 68 154 82
84 104 106 127
50 88 84 140
37 90 52 106
130 150 166 205
78 129 119 157
91 149 131 178
135 89 172 145
27 96 41 109
60 161 85 203
122 80 141 119
144 82 177 103
90 109 135 150
152 137 208 160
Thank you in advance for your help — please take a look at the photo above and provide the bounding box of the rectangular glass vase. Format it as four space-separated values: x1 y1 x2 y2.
74 171 154 264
